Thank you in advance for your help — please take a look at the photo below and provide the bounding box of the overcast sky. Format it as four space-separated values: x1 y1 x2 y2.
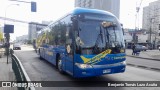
0 0 158 40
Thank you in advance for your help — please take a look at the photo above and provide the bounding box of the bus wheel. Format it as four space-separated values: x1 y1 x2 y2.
58 58 64 73
39 53 43 60
40 55 43 60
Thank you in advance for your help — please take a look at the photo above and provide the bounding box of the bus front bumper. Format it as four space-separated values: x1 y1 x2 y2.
74 61 126 78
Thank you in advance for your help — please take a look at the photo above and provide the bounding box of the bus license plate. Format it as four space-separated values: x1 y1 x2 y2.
103 69 111 73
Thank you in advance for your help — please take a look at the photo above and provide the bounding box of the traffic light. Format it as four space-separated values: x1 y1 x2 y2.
31 2 37 12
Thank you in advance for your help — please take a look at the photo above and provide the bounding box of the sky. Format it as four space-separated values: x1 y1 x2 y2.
0 0 158 41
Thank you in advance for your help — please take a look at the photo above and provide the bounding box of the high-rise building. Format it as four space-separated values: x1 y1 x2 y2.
75 0 120 18
142 0 160 47
143 0 160 33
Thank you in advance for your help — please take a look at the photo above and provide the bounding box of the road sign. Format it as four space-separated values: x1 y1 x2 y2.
4 24 14 33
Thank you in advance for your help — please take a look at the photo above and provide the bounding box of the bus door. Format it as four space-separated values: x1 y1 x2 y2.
40 40 46 59
43 44 48 60
64 26 74 75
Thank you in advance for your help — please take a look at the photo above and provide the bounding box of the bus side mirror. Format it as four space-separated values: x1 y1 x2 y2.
121 23 124 35
122 28 124 35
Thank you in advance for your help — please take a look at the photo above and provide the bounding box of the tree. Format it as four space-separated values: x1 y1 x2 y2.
0 31 3 41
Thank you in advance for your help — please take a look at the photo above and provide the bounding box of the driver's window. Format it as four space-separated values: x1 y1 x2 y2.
66 25 73 56
66 25 72 45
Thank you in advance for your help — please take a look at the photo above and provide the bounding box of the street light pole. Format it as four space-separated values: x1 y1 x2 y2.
4 4 19 64
133 0 143 44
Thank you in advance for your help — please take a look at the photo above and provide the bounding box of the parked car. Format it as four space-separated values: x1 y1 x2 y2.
135 45 147 51
142 45 148 51
13 43 21 50
159 46 160 51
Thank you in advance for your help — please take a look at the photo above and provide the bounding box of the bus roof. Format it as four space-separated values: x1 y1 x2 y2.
40 7 117 32
72 7 115 17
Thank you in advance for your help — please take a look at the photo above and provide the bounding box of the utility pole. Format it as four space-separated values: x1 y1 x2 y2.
149 18 155 49
4 25 14 64
134 0 143 44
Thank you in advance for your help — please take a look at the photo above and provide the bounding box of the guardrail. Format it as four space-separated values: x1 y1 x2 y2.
10 49 35 90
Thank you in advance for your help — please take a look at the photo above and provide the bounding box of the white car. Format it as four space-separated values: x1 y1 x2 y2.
13 44 21 50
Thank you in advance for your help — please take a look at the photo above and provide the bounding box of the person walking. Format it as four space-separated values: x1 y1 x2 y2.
132 43 136 55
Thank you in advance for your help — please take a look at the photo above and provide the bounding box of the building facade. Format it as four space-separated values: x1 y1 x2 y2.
16 35 28 43
142 0 160 48
124 28 149 48
28 22 48 42
75 0 120 18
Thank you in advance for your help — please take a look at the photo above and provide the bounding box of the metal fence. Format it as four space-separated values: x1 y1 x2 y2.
10 49 35 90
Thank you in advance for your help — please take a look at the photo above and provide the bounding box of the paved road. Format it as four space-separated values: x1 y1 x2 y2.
126 57 160 70
13 46 160 90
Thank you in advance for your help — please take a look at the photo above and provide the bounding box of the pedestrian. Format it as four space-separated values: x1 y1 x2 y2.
33 39 37 53
132 43 136 55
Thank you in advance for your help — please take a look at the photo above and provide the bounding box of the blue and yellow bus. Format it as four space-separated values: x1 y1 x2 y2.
37 8 126 78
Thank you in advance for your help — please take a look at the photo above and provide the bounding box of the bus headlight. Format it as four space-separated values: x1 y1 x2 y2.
123 61 126 65
122 61 126 65
120 49 125 53
75 63 92 69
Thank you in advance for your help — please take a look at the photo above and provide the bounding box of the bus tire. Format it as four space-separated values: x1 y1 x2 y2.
40 55 43 60
57 57 64 73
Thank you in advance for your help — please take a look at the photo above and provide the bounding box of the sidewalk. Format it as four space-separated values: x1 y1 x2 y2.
126 49 160 60
0 55 17 90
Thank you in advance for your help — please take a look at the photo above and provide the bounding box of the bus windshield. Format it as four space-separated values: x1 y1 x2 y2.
77 20 105 48
76 14 125 49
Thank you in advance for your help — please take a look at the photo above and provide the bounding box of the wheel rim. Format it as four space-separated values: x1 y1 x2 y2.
58 59 62 71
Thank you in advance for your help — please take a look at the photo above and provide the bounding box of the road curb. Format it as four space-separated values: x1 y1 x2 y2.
126 55 160 61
